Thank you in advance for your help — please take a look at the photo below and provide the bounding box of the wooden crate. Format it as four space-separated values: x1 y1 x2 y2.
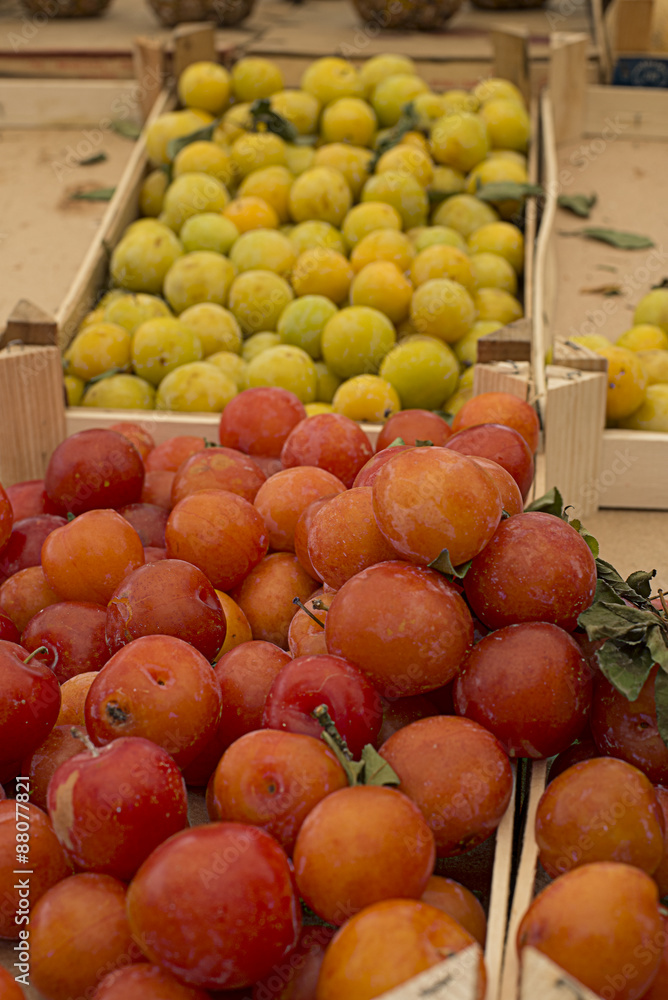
534 31 668 511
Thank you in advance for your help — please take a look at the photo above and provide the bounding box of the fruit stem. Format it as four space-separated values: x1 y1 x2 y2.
311 599 329 613
23 646 49 664
292 597 325 629
658 590 668 617
312 704 352 760
70 728 100 757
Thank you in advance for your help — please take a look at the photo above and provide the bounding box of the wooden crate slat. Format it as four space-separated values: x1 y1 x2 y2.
0 79 141 129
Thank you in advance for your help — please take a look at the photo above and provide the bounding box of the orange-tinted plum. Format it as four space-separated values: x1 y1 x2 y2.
380 715 512 856
469 456 523 516
446 423 534 498
0 800 71 939
85 634 222 768
454 622 593 758
352 444 414 489
293 496 337 579
293 786 435 924
44 429 144 516
0 515 66 581
535 757 665 878
93 963 210 999
307 487 398 590
651 785 668 897
144 546 167 562
517 862 663 1000
287 595 328 657
638 914 668 999
316 899 486 1000
452 391 540 453
0 966 25 999
21 725 85 811
47 736 188 880
421 875 487 946
375 410 453 451
5 480 57 521
214 591 252 656
548 735 599 781
21 601 109 682
126 823 302 989
144 435 205 473
591 667 668 784
171 447 266 505
108 421 155 462
252 925 335 1000
230 552 319 649
220 387 306 458
0 640 60 780
41 510 144 605
30 873 141 1000
376 694 439 746
0 567 61 633
140 470 175 510
209 729 347 854
325 561 473 697
464 512 597 632
117 503 168 548
254 466 346 552
105 559 226 661
263 653 383 757
372 448 502 567
281 413 373 489
166 489 268 592
56 672 98 727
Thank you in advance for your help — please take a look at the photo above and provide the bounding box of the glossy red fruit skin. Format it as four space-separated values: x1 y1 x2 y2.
117 503 169 548
0 611 19 643
591 666 668 784
44 429 144 516
171 447 266 506
0 515 67 581
464 512 597 632
446 423 534 498
105 559 226 662
47 736 188 881
452 392 541 454
375 411 453 451
5 480 58 521
0 640 60 775
92 962 211 999
0 484 12 553
126 823 302 990
262 654 384 757
353 445 415 488
281 413 373 489
219 387 306 458
21 602 109 683
454 622 593 758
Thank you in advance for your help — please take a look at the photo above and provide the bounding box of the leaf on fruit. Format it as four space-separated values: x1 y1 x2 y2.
85 365 127 384
475 182 543 203
428 549 472 580
414 439 434 447
596 641 654 702
627 569 657 600
525 487 564 518
167 120 220 161
557 193 597 217
566 227 655 250
110 119 142 140
568 518 599 558
387 437 406 448
369 101 422 171
432 409 455 425
655 668 668 750
360 745 400 787
647 626 668 673
651 277 668 290
249 98 298 143
71 187 115 201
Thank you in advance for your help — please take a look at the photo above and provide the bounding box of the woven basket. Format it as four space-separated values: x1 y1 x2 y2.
470 0 544 8
147 0 256 26
20 0 113 15
351 0 464 30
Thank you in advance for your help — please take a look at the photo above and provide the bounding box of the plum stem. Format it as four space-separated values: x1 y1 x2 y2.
311 599 330 613
658 590 668 617
312 704 352 760
292 597 325 629
23 646 49 664
70 727 101 757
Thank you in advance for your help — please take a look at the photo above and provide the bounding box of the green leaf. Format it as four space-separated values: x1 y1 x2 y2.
595 558 657 609
581 227 655 250
475 182 543 203
647 626 668 672
319 730 364 786
249 98 297 143
369 101 421 171
569 518 599 558
596 641 654 702
360 745 400 787
557 193 597 218
85 366 126 384
428 189 452 205
627 569 656 600
109 119 142 140
428 549 472 579
78 152 107 166
414 439 434 447
71 187 115 202
167 120 219 162
525 487 564 518
655 667 668 749
387 437 406 448
432 409 454 425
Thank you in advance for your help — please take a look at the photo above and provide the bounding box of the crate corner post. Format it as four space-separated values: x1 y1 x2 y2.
0 301 67 487
491 27 530 104
171 22 217 81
